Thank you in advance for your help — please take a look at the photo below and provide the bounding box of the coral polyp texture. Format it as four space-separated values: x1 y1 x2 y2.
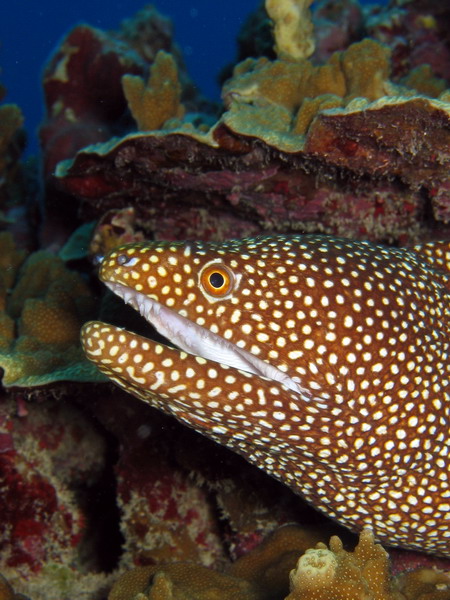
122 50 185 131
107 525 330 600
287 530 392 600
0 232 104 386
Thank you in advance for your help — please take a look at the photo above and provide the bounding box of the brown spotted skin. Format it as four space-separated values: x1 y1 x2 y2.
81 235 450 556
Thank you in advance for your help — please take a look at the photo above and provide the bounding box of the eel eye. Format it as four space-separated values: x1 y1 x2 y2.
200 264 234 297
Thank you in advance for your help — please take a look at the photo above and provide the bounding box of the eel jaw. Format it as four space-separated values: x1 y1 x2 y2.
105 281 306 396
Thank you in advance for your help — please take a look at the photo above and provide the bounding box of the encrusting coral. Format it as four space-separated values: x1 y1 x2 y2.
0 232 105 386
222 38 397 136
122 50 185 131
108 563 260 600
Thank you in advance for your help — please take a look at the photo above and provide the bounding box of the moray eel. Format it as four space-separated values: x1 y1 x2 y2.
81 235 450 556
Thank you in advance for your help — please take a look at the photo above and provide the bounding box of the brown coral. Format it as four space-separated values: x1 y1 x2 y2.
223 38 393 134
109 563 260 600
0 232 105 386
122 50 184 131
394 568 450 600
286 530 393 600
56 89 450 246
108 525 334 600
108 529 450 600
266 0 315 60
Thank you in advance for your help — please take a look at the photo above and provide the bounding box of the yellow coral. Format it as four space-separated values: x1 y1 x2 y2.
122 50 184 131
223 38 394 143
229 524 330 600
293 94 342 135
0 234 105 386
401 65 448 99
108 563 259 600
223 57 313 112
286 530 394 600
341 39 391 102
265 0 315 60
107 526 450 600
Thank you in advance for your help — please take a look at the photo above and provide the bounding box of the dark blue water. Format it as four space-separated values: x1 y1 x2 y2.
0 1 261 156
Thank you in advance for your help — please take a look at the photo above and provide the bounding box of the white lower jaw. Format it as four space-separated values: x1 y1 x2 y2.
106 282 306 396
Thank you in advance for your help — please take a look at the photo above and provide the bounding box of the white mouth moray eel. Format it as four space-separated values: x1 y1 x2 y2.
81 234 450 556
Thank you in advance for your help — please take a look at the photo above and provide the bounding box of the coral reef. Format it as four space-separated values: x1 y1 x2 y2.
109 562 259 600
394 568 450 600
0 390 112 600
89 387 316 569
122 50 185 131
107 529 450 600
367 0 450 82
39 4 212 252
56 89 450 244
39 5 194 178
0 232 105 387
55 26 450 244
91 389 226 569
1 0 450 598
286 529 392 599
108 524 331 600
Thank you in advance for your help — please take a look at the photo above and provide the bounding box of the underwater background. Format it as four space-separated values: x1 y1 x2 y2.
0 0 383 156
0 1 450 599
0 1 261 155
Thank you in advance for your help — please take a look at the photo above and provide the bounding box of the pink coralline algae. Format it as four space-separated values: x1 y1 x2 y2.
0 390 108 597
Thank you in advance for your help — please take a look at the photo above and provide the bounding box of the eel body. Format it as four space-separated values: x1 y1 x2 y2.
81 234 450 556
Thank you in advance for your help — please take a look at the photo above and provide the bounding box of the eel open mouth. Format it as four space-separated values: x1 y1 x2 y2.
106 281 306 396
